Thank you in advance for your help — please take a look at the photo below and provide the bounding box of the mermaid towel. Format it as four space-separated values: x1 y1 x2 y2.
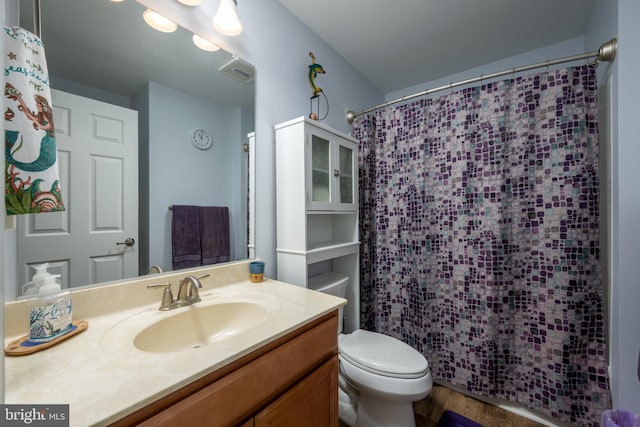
4 26 64 215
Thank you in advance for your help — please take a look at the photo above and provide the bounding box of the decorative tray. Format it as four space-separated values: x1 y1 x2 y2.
5 320 89 356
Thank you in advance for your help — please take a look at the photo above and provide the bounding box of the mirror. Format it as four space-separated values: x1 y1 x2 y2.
7 0 255 299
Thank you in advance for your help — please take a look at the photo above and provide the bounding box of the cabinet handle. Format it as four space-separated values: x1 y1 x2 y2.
333 169 341 177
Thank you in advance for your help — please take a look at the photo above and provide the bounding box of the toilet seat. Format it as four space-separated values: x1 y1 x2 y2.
339 329 429 379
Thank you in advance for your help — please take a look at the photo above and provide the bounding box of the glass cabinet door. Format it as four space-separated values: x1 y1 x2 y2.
306 126 357 211
338 144 354 205
311 134 331 205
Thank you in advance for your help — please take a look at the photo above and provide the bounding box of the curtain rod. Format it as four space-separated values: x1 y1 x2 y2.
346 38 618 124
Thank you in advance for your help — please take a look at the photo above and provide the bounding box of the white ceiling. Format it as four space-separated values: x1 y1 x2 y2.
278 0 598 94
19 0 254 109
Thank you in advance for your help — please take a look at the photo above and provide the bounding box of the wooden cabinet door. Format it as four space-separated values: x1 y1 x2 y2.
254 357 338 427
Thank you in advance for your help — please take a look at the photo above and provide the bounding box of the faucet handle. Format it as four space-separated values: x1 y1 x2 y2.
147 282 176 311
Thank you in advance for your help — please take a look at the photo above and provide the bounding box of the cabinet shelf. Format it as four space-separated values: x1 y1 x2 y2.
307 241 359 264
308 240 359 251
277 241 360 264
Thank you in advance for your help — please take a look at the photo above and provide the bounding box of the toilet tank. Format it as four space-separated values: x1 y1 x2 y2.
308 272 349 333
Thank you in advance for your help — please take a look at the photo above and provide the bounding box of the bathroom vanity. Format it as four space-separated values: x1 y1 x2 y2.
113 313 338 426
4 260 345 426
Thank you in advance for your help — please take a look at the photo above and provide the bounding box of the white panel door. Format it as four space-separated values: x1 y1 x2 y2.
17 89 138 293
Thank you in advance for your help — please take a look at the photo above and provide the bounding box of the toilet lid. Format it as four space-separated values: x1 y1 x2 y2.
339 329 429 379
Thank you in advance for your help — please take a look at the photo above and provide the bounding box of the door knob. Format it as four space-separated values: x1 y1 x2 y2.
116 238 135 247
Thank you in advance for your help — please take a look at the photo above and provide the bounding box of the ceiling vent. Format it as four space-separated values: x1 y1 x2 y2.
219 56 255 83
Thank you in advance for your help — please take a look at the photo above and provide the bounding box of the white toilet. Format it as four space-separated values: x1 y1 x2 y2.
310 273 433 427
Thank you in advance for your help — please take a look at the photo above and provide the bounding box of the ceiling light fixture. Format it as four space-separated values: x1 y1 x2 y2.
143 9 178 33
212 0 243 37
192 34 220 52
177 0 203 6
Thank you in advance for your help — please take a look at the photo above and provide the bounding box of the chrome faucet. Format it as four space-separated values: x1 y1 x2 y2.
147 273 210 311
176 275 204 306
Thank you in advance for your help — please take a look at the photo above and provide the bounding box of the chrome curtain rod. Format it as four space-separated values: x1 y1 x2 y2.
346 38 618 124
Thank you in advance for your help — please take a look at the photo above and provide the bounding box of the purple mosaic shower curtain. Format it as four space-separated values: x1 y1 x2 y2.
353 65 610 426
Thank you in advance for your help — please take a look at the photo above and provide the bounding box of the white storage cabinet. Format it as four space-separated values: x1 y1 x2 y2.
275 117 360 333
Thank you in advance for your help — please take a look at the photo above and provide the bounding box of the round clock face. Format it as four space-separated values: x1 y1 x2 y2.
191 128 213 150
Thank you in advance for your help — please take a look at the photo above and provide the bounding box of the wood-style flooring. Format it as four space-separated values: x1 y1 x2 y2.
339 384 547 427
413 384 547 427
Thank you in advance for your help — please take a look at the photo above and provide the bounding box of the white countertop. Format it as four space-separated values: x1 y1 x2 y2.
4 260 346 426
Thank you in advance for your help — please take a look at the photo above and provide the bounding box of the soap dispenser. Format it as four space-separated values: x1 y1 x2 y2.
28 268 73 343
21 262 53 297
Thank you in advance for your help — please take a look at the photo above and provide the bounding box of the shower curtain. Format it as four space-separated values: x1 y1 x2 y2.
353 64 610 426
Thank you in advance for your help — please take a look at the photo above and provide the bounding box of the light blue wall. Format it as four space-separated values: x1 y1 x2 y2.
145 81 248 271
577 0 640 413
386 36 586 101
236 0 384 278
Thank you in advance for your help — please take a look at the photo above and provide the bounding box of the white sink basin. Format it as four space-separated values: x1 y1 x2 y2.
101 292 279 354
134 302 268 353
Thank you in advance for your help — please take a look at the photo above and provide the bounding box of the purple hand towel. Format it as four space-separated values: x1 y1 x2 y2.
200 206 230 265
171 205 202 270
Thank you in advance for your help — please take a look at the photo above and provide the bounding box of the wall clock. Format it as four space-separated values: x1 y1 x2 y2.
191 128 213 150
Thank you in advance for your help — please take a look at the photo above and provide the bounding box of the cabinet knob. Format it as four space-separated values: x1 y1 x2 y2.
333 169 341 177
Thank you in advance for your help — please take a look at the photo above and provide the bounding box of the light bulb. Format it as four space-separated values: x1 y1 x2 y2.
192 34 220 52
143 9 177 33
212 0 242 37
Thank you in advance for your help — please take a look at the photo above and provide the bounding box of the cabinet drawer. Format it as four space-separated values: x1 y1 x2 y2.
139 315 338 427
